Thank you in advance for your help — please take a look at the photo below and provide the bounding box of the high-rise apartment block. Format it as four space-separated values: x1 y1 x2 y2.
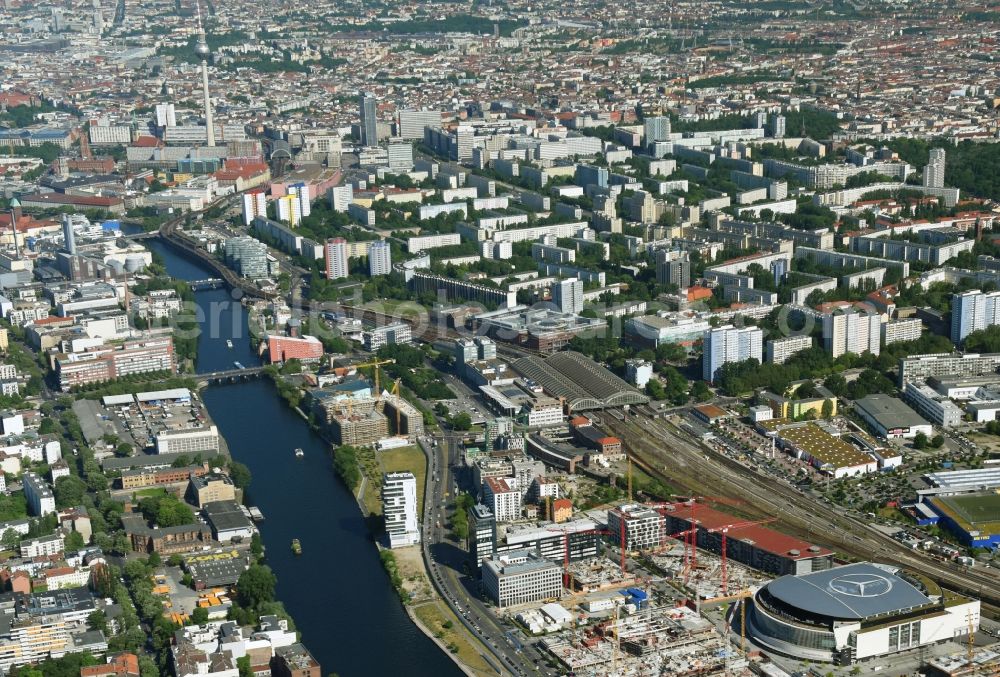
368 240 392 276
951 289 1000 345
276 184 310 226
923 148 946 189
703 325 763 382
382 472 420 548
224 236 269 279
823 310 881 358
23 472 55 516
655 250 691 288
329 184 353 213
552 278 584 315
766 335 812 364
242 190 267 225
324 238 349 280
770 114 786 139
643 116 671 144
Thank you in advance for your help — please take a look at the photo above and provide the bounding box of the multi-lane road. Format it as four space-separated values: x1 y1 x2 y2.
419 435 555 677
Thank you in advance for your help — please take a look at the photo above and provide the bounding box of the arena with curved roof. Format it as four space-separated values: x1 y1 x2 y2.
746 562 979 665
511 351 649 412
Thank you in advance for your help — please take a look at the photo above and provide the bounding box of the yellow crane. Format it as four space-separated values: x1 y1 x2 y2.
703 588 754 653
967 609 976 662
354 358 395 394
391 378 402 434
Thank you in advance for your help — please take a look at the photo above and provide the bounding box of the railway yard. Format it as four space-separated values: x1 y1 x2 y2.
601 412 1000 619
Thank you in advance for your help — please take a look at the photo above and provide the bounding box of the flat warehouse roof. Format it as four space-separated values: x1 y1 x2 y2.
855 394 930 429
775 423 874 469
667 502 833 560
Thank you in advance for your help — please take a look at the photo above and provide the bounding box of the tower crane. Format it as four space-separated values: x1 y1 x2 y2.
354 358 395 394
705 517 777 596
546 526 616 589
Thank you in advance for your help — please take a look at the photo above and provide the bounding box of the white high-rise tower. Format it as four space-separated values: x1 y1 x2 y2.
194 2 215 147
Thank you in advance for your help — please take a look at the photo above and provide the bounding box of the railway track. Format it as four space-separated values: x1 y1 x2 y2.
606 414 1000 617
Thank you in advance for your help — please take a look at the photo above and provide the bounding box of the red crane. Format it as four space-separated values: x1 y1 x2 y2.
547 527 619 588
706 518 778 595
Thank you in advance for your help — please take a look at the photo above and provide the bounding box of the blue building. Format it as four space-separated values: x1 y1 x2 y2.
575 164 609 190
928 493 1000 549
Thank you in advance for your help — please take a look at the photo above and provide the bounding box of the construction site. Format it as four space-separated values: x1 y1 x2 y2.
484 498 789 676
312 358 424 446
487 495 986 676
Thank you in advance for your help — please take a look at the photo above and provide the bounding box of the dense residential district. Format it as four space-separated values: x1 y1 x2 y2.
7 2 1000 677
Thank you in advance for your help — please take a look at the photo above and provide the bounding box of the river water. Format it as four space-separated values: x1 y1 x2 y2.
143 238 462 677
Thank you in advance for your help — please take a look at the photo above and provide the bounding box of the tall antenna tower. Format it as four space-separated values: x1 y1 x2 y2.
194 0 215 147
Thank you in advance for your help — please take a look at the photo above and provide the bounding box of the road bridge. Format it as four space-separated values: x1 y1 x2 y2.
198 365 268 384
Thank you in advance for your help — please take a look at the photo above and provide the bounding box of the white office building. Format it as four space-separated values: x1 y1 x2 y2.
398 109 442 140
625 359 653 388
154 426 221 455
607 504 665 551
386 141 414 172
155 103 177 128
823 311 881 358
703 325 763 382
362 322 411 352
382 472 420 548
903 382 964 428
482 550 563 608
483 477 522 522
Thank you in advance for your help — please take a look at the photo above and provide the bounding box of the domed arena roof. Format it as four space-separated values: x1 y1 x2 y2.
764 562 932 621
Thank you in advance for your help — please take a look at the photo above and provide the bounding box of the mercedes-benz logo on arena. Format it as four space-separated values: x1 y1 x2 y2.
828 573 893 597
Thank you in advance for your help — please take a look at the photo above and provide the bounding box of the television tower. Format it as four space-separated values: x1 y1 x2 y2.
194 1 215 147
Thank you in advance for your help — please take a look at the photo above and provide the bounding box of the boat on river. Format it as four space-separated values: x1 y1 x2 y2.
291 539 302 555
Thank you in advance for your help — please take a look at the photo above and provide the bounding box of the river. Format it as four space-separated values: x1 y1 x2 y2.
143 238 463 677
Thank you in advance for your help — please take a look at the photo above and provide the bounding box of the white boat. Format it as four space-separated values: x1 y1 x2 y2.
226 340 233 348
294 447 304 458
248 507 264 521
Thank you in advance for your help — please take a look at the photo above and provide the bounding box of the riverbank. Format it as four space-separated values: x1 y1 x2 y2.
262 377 501 677
148 236 463 677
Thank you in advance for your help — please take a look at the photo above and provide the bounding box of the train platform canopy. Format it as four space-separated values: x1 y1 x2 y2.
511 351 649 412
